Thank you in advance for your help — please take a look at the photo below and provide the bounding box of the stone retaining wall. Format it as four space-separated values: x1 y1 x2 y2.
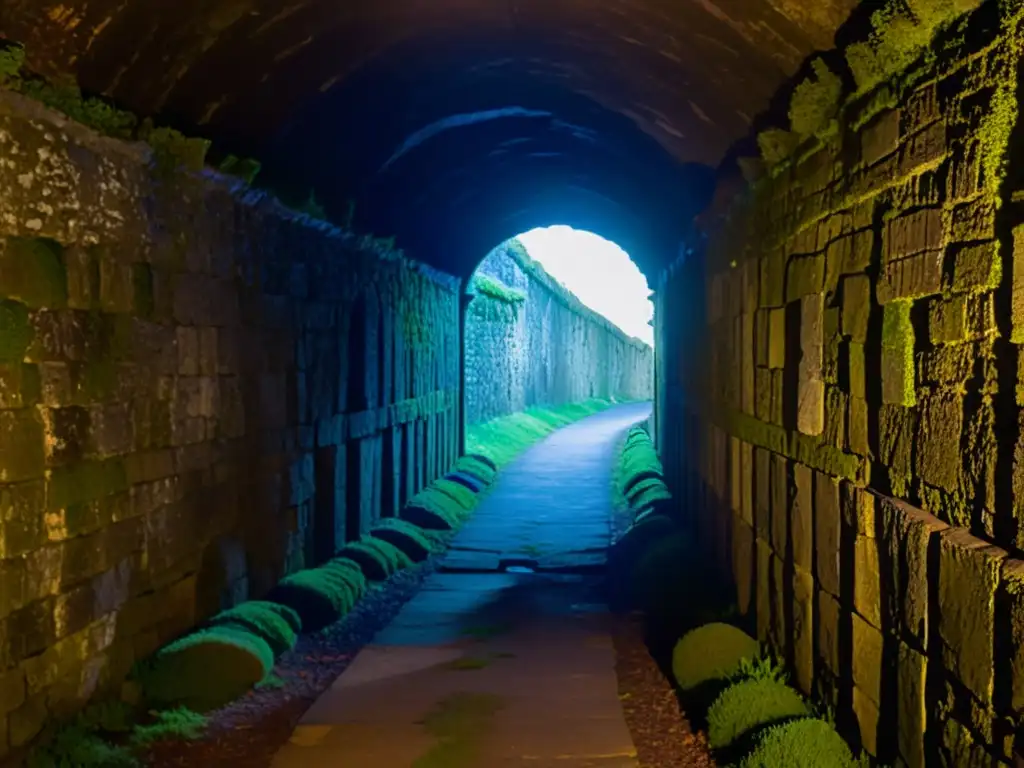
656 4 1024 765
464 240 653 425
0 89 459 755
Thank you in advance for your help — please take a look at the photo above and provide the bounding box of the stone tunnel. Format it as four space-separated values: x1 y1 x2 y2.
2 0 1024 765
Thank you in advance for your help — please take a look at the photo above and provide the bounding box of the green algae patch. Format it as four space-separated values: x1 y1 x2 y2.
413 692 505 768
472 273 526 304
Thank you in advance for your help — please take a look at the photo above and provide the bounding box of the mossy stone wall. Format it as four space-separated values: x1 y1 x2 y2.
464 240 653 425
657 3 1024 765
0 89 460 756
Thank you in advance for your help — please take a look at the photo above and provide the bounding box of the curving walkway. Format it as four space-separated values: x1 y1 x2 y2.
272 401 652 768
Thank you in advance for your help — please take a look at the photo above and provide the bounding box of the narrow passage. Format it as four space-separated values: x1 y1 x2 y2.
272 401 652 767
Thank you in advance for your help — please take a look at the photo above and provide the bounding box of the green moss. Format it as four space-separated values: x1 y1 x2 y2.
707 678 811 751
472 273 526 305
979 83 1017 198
671 623 762 693
130 707 208 745
217 155 262 185
26 724 138 768
757 129 800 168
738 717 853 767
267 560 366 631
18 76 138 139
338 537 412 580
139 626 275 713
881 300 917 407
78 360 119 401
0 43 25 86
204 601 301 656
141 122 211 174
431 478 478 511
0 300 33 362
370 519 435 561
412 693 505 768
849 85 899 132
454 456 496 485
789 59 843 138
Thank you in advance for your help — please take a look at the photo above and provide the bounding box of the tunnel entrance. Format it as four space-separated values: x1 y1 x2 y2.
462 225 655 447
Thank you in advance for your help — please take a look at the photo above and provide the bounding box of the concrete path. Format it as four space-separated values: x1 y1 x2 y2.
272 401 652 768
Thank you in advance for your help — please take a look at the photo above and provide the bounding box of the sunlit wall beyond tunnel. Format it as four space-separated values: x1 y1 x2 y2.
463 230 653 427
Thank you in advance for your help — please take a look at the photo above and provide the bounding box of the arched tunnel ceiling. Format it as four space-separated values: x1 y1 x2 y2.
0 0 859 278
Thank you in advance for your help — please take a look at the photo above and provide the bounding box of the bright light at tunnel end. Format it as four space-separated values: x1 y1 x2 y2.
515 226 655 348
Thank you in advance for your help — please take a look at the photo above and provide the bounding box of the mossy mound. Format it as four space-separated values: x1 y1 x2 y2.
622 469 665 499
607 514 680 612
738 717 852 768
629 529 710 619
267 561 366 632
431 478 478 511
370 519 434 562
454 456 495 486
139 626 274 712
633 498 675 524
671 623 761 698
625 477 670 506
707 678 811 752
338 537 413 580
445 471 485 493
401 500 457 531
465 452 497 472
204 601 302 657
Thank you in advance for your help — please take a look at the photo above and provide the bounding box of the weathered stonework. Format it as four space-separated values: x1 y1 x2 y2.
0 89 461 756
654 2 1024 763
463 242 652 426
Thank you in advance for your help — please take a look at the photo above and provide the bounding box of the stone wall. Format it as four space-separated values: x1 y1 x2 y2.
464 240 653 425
0 90 460 755
656 5 1024 766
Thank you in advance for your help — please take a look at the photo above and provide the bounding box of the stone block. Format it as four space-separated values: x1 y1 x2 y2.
755 447 771 540
852 610 884 705
741 311 755 415
915 389 963 493
0 237 67 310
740 440 753 526
756 537 772 644
7 692 46 748
845 340 866 399
950 241 1000 294
881 300 916 407
929 295 968 344
842 275 872 343
770 370 784 426
842 230 874 275
767 307 786 368
852 684 880 757
754 367 771 422
755 310 770 368
792 565 814 696
797 294 824 436
786 255 825 302
770 553 787 656
1012 224 1024 344
853 535 882 630
0 669 25 716
879 404 916 496
732 515 755 617
817 588 842 676
877 251 943 303
841 482 877 538
791 463 813 571
0 409 45 482
0 364 39 410
861 108 901 166
760 252 785 308
847 395 869 457
98 254 134 313
770 453 789 556
1000 558 1024 712
937 528 1006 704
884 208 943 262
950 198 996 243
899 120 946 177
0 481 46 559
897 642 927 768
880 497 947 650
966 293 996 339
815 471 842 597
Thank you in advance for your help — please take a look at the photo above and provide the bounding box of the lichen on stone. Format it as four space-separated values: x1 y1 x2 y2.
757 129 800 170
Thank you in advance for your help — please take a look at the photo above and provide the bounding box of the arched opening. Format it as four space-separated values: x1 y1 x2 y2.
461 225 655 447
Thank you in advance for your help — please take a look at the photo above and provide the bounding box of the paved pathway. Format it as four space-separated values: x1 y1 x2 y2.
272 401 652 768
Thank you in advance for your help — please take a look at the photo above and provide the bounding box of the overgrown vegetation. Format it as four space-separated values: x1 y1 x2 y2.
789 59 842 138
267 558 367 632
706 678 811 751
756 129 800 170
738 717 853 767
671 623 762 693
472 273 526 304
338 537 414 581
203 601 301 657
845 0 981 95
